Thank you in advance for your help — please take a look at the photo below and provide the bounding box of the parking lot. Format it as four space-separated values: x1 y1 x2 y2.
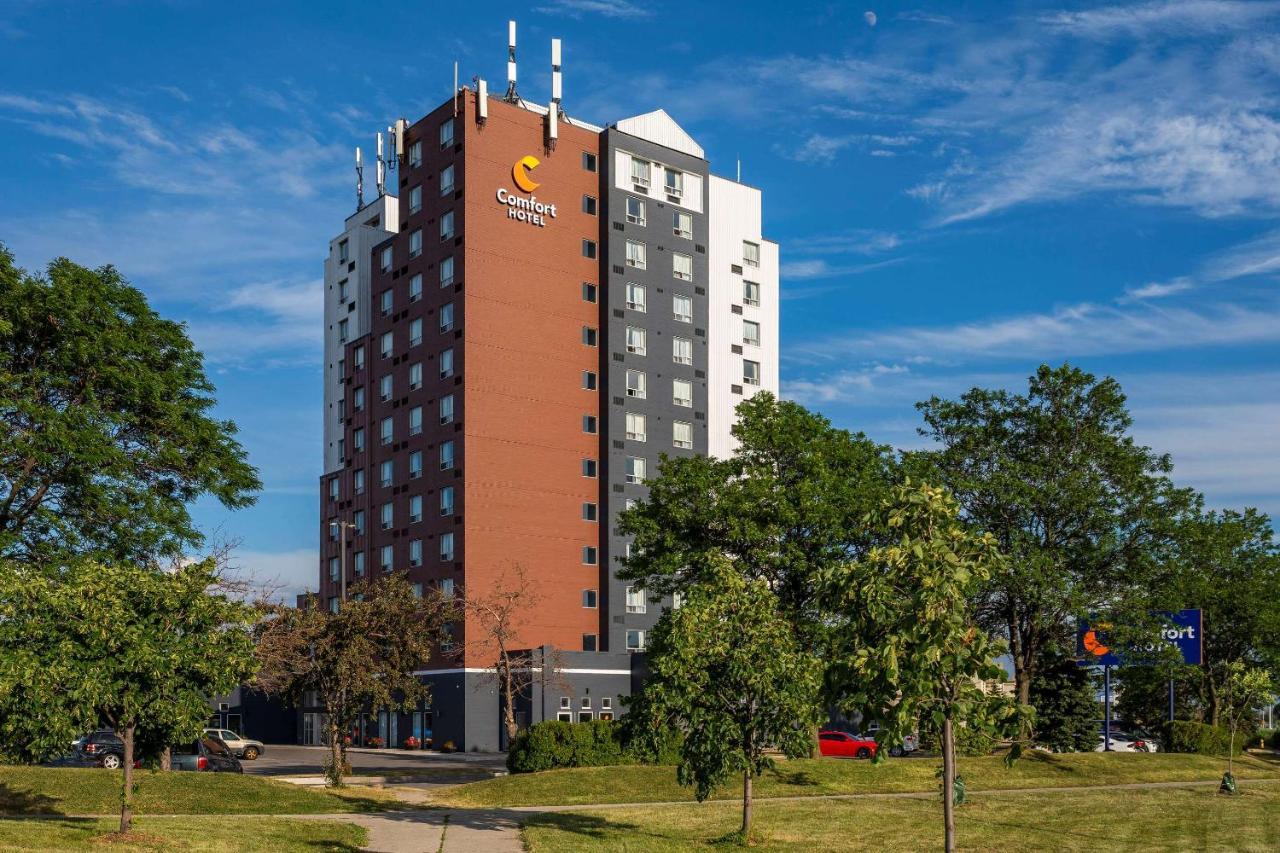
243 744 506 779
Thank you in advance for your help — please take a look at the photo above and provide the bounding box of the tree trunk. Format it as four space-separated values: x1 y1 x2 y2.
119 724 135 834
742 768 753 839
942 716 956 853
500 658 518 746
159 745 171 772
1207 673 1221 727
328 721 344 786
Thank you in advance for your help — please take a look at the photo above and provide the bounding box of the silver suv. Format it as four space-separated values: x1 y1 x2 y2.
202 728 264 760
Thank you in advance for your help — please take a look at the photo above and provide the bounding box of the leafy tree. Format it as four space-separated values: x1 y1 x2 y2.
618 392 897 666
0 246 260 565
0 558 257 834
1219 664 1273 791
1115 665 1199 731
1029 646 1099 751
624 559 822 840
911 364 1196 724
254 574 453 785
824 481 1028 853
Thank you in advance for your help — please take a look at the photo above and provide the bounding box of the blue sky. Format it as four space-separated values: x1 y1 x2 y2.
4 0 1280 597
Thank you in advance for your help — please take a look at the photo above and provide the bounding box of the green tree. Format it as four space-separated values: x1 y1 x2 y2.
254 574 454 785
0 246 260 565
1219 663 1273 790
624 560 822 840
0 558 258 834
824 482 1028 853
1029 646 1099 752
911 364 1195 723
618 392 897 666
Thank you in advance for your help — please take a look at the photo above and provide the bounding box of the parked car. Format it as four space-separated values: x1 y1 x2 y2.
818 730 878 759
171 735 243 773
42 750 102 768
863 723 920 756
203 728 264 760
79 730 126 769
1096 731 1159 753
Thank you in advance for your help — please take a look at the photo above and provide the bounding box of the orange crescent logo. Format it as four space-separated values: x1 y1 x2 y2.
513 155 540 192
1083 628 1110 657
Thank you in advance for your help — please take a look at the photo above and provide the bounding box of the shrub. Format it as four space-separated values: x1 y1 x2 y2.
919 722 996 757
1161 720 1252 756
506 719 682 773
1267 729 1280 749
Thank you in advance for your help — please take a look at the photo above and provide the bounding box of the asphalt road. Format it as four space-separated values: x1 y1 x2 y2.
243 744 506 778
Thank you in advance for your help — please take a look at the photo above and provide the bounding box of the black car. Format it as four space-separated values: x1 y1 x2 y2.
78 730 127 769
171 736 243 773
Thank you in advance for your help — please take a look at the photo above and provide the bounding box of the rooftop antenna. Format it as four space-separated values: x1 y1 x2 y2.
385 125 398 174
737 157 741 183
547 37 561 150
453 61 459 116
475 76 489 126
355 146 364 211
393 118 407 164
505 20 518 102
375 132 386 197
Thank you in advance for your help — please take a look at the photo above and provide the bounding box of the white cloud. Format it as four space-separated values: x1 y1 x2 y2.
780 256 907 283
1043 1 1280 38
1121 278 1195 301
534 0 652 18
232 548 319 603
1201 227 1280 280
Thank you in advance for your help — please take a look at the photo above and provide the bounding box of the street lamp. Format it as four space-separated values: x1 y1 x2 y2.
329 520 357 603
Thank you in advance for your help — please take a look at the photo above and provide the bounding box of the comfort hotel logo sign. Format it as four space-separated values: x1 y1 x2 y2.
495 155 558 227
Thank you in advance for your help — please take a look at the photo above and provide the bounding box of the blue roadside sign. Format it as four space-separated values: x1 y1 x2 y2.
1077 609 1203 666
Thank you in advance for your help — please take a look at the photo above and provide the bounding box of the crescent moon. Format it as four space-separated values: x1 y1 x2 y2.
1083 629 1110 657
513 155 541 192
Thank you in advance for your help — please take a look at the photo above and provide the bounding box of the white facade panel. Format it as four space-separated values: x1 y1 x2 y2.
613 149 704 214
614 109 705 158
707 176 779 459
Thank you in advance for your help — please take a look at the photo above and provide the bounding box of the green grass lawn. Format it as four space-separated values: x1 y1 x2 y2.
522 784 1280 851
0 816 365 851
0 766 404 815
435 752 1280 808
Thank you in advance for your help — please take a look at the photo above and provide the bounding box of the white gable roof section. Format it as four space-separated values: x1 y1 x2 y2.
614 109 705 159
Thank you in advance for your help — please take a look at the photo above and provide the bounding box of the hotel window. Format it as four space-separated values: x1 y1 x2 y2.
408 140 422 168
409 272 423 302
409 229 422 259
673 336 692 365
328 477 340 501
626 197 645 225
380 246 393 272
380 374 393 401
440 302 454 332
743 320 761 346
673 379 693 407
409 450 423 479
625 411 647 441
744 359 761 386
626 282 646 312
380 460 393 488
626 630 646 651
380 331 393 358
439 440 455 470
582 502 597 521
440 578 455 597
440 532 455 561
440 211 455 240
380 544 393 572
581 282 597 303
353 469 365 494
626 326 647 355
673 294 692 323
582 194 597 215
380 502 394 530
743 240 760 267
626 239 647 269
630 157 651 187
409 539 423 567
440 347 454 378
409 318 423 347
673 210 692 239
337 318 349 342
582 589 598 608
583 633 599 652
582 239 597 259
380 290 393 316
409 185 422 214
328 557 339 582
353 344 365 369
582 370 597 390
337 437 345 460
353 551 365 576
582 326 598 346
743 280 761 306
582 415 597 434
354 386 366 411
439 394 455 424
440 256 455 287
582 546 598 565
582 151 597 171
625 456 646 484
673 252 693 281
664 168 684 198
409 362 423 390
338 279 349 302
409 405 423 436
673 420 693 449
626 585 646 614
329 596 339 613
440 164 455 195
625 369 647 400
582 458 597 477
338 239 349 262
410 494 423 522
352 427 365 451
353 509 365 534
440 486 454 516
439 117 454 147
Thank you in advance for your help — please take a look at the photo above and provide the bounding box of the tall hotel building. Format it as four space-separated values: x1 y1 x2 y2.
315 26 778 752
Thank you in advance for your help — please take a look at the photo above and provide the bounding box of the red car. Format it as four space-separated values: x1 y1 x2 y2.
818 730 878 759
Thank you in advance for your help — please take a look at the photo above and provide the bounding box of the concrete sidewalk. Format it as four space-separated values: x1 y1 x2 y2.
292 809 523 853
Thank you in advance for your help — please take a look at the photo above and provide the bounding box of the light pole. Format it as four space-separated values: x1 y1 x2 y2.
329 520 357 603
